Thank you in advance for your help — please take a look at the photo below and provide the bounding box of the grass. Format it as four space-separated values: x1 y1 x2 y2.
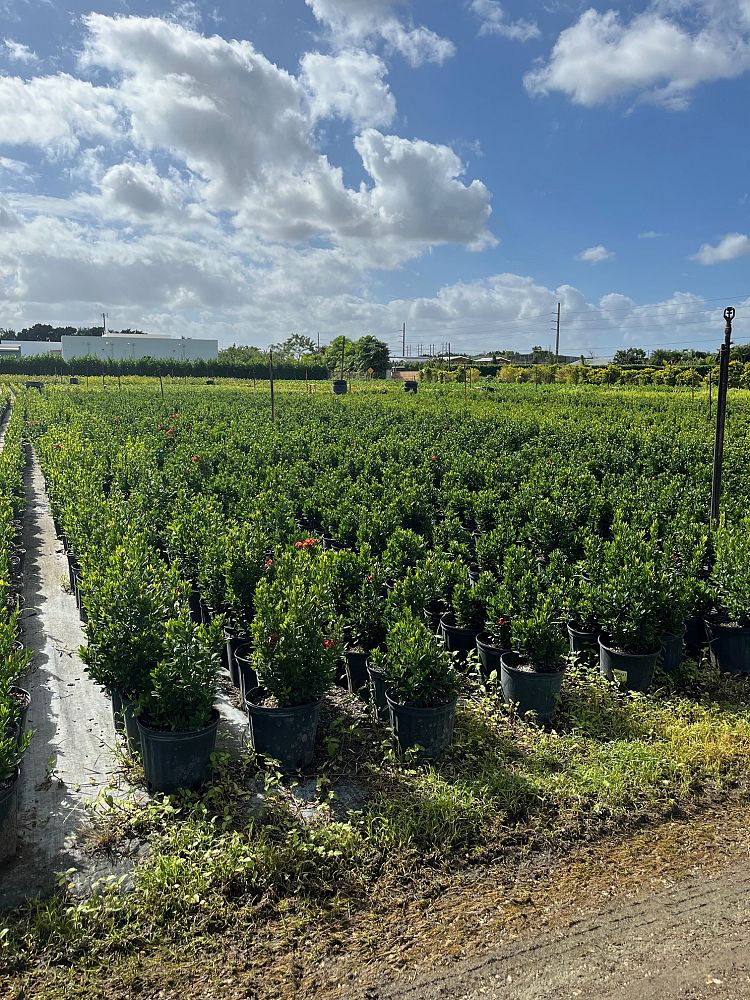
3 655 750 997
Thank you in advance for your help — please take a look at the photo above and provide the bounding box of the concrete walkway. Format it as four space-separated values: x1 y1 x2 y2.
0 452 128 908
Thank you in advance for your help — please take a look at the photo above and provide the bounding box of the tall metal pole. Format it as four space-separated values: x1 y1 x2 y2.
555 302 561 361
268 351 276 424
710 307 735 523
402 323 406 359
340 337 346 380
448 342 452 371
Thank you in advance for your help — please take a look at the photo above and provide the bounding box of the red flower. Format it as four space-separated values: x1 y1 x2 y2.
264 558 273 570
165 428 174 435
497 617 507 626
324 639 335 650
191 455 199 463
295 538 317 550
268 632 279 646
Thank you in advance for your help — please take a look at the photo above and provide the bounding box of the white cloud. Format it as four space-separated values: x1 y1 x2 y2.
576 245 614 264
0 197 21 229
3 38 38 63
638 230 662 239
469 0 540 42
0 156 27 175
524 7 750 109
301 49 396 127
305 0 455 65
691 232 750 265
0 74 120 153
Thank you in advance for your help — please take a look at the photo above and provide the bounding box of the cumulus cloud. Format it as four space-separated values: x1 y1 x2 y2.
305 0 455 65
469 0 540 42
301 49 396 127
0 74 120 153
0 197 21 229
691 233 750 265
576 245 614 264
3 38 38 63
524 6 750 109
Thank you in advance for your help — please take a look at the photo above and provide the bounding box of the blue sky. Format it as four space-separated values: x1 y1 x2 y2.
0 0 748 357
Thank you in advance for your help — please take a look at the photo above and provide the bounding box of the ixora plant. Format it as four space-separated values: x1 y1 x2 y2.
248 550 342 770
137 612 224 794
501 597 567 722
80 535 186 752
706 520 750 675
381 609 461 760
595 525 671 692
344 567 388 694
441 575 494 661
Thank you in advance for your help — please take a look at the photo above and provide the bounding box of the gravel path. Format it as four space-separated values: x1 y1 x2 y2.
359 843 750 1000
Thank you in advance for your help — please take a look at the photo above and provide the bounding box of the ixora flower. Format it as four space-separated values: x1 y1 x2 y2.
191 455 200 463
294 538 317 550
165 428 174 435
264 558 273 570
323 638 335 650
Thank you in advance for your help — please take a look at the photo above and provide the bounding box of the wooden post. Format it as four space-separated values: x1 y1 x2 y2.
710 307 735 523
159 375 164 401
340 337 346 381
269 350 275 424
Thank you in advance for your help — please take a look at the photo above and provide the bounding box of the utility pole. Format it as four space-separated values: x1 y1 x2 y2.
710 307 735 523
102 312 107 335
268 350 276 424
448 342 452 371
402 322 406 359
555 302 560 361
317 331 320 352
708 366 713 419
340 336 346 380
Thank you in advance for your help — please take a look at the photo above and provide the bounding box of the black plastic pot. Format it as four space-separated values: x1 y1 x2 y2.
467 562 481 587
110 688 124 735
0 768 19 864
245 695 322 770
661 629 685 674
704 618 750 676
423 599 445 632
65 551 79 590
684 615 707 660
500 651 565 722
366 662 389 722
566 620 599 654
345 647 369 695
475 632 508 680
233 643 259 701
385 693 457 760
225 632 247 689
332 379 348 396
440 613 481 662
598 638 659 692
188 589 203 625
120 697 142 755
402 380 418 393
9 686 30 743
137 709 220 794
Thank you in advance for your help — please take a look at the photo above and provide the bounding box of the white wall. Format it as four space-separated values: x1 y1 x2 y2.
0 340 62 356
61 335 218 362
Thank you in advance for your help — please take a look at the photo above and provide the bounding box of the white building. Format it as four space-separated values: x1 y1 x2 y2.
61 333 218 362
0 340 62 356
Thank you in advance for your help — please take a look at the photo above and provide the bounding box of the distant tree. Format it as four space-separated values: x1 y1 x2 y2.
649 348 681 366
218 345 268 365
354 335 390 375
612 347 647 365
272 333 316 361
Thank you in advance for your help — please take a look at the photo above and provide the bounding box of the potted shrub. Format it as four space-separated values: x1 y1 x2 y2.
0 700 30 864
345 571 387 695
441 575 494 661
136 612 224 794
382 610 461 760
223 519 269 690
595 528 666 692
80 536 186 753
248 553 342 770
706 520 750 675
566 574 600 654
500 598 567 721
476 583 513 680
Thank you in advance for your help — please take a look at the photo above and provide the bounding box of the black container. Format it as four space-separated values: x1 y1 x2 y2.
332 380 348 396
402 380 418 393
367 662 389 722
65 551 79 590
111 688 124 735
225 632 247 688
598 638 659 693
704 618 750 676
121 697 142 755
245 695 322 770
440 613 480 662
475 632 507 680
500 651 565 722
0 768 19 864
567 620 599 654
138 710 220 794
386 693 457 760
684 615 707 659
345 647 369 695
233 643 259 701
9 686 30 744
661 629 685 674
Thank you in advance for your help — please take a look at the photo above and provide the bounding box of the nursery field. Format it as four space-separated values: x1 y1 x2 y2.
3 379 750 999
